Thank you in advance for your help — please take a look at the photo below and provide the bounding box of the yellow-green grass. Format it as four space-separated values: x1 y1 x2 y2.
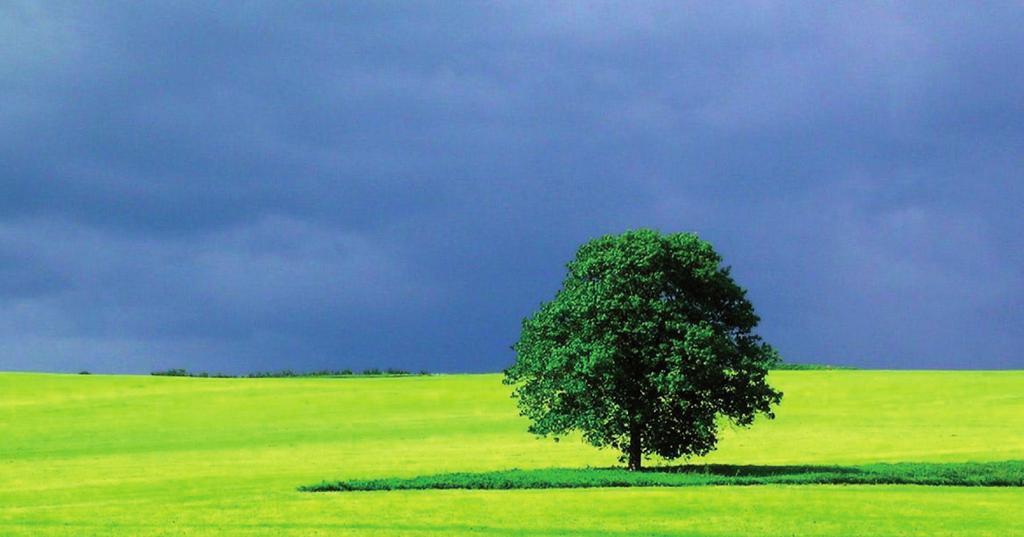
2 371 1023 536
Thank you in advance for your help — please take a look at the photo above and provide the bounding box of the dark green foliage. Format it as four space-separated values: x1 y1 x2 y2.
504 229 781 469
77 371 91 375
301 461 1024 492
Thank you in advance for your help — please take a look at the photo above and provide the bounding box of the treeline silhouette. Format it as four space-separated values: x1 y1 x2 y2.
150 367 428 378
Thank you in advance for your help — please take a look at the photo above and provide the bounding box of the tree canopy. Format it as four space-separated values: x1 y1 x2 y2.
504 229 782 470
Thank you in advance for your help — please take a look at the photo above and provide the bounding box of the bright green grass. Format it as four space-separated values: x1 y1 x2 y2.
2 371 1024 535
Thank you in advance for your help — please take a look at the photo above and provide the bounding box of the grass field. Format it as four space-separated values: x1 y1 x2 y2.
2 371 1023 535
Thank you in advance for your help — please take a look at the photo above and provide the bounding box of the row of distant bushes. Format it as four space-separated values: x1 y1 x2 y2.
83 362 847 377
98 363 850 377
772 362 857 370
150 367 429 378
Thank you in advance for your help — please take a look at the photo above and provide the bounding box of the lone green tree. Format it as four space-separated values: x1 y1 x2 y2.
504 229 782 470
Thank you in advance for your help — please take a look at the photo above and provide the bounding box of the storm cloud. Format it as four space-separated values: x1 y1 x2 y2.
2 2 1021 372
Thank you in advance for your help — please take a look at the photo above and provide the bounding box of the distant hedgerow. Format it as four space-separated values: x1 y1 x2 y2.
150 368 428 378
151 368 190 377
771 363 858 370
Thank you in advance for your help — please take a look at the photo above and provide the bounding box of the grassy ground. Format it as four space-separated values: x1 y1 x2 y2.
2 371 1023 535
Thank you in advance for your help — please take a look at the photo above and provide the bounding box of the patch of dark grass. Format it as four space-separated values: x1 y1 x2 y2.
299 461 1024 492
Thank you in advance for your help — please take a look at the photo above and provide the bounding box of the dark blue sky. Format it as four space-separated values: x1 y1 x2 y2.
2 2 1022 373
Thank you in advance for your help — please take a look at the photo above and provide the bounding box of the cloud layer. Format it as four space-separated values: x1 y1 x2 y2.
2 2 1021 372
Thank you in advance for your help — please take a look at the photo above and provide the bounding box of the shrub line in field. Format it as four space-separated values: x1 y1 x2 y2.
300 461 1024 492
770 362 858 370
150 367 429 378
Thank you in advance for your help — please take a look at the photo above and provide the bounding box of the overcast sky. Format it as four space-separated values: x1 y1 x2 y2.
2 2 1022 373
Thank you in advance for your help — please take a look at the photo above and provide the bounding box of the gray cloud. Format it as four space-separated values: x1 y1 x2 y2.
1 1 1021 372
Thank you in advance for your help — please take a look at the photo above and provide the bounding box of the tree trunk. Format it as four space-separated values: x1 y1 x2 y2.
627 423 642 471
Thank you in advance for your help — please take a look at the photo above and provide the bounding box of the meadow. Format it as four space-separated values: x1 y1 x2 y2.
2 370 1023 535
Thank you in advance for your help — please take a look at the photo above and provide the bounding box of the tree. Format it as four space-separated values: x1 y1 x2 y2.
503 229 782 470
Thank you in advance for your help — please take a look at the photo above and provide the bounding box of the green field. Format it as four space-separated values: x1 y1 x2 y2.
2 371 1023 535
